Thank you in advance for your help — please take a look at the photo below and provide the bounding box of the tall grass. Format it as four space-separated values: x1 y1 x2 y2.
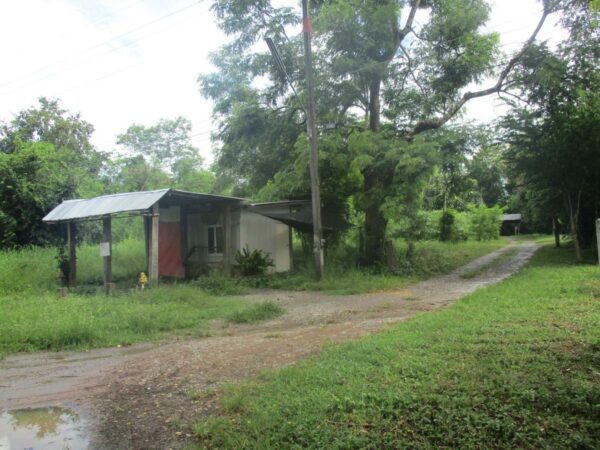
75 238 146 285
194 245 600 449
0 238 146 295
0 285 274 358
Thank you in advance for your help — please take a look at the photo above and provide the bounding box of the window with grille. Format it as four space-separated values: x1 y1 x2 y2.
207 225 223 254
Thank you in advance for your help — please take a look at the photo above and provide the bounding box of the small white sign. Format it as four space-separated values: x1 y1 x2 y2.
100 242 111 257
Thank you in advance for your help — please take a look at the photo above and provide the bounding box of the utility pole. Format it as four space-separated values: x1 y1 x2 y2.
302 0 324 279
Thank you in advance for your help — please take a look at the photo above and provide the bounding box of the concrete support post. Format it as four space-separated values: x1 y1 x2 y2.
148 204 160 284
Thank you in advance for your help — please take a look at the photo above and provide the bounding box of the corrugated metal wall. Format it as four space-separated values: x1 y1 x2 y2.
240 211 290 272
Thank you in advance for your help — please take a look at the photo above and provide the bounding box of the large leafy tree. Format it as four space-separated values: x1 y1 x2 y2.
0 98 102 247
201 0 560 265
112 117 215 193
502 5 600 260
468 145 507 208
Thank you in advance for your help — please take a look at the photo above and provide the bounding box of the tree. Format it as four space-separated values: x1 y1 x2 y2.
502 6 600 260
0 98 102 247
468 145 507 207
114 117 215 193
201 0 561 265
117 117 198 171
0 142 82 246
423 128 481 212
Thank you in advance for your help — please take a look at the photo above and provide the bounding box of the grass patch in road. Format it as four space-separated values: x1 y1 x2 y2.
225 301 284 324
0 286 282 358
194 245 600 449
242 239 509 295
459 247 519 279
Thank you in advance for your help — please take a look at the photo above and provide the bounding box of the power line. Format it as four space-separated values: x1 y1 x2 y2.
0 3 212 98
0 0 207 91
56 0 146 37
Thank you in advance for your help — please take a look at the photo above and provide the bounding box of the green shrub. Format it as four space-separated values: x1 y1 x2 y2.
439 211 455 241
439 209 471 242
468 204 503 241
235 247 274 276
452 210 471 241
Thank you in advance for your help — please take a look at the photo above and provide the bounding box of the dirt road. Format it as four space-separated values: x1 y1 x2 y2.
0 241 538 449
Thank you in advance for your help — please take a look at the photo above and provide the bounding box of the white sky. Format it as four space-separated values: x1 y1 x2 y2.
0 0 563 165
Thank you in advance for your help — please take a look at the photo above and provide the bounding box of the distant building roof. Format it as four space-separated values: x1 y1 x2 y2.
42 189 244 223
501 214 522 222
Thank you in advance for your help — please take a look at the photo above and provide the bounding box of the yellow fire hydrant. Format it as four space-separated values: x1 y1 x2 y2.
138 272 148 290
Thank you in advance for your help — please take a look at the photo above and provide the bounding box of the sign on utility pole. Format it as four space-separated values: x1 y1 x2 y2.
302 0 325 280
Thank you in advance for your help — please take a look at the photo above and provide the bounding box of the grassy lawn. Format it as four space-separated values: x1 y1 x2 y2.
194 245 600 449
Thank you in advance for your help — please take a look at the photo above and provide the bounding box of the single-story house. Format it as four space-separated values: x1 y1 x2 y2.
501 213 522 236
43 189 311 287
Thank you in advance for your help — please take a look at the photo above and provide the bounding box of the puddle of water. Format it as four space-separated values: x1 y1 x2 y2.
0 407 89 449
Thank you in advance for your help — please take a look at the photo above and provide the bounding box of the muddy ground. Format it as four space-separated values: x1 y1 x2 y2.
0 241 538 449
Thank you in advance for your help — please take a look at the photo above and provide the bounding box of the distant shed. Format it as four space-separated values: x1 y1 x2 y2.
43 189 310 289
501 213 522 236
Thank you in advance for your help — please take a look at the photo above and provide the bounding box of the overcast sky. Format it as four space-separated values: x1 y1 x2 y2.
0 0 562 165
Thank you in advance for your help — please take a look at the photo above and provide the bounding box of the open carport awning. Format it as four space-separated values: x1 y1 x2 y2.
250 207 351 233
42 189 244 223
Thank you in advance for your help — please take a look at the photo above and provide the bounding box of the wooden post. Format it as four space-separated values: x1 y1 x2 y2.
223 204 232 276
102 215 112 293
148 204 159 284
67 222 77 285
596 219 600 266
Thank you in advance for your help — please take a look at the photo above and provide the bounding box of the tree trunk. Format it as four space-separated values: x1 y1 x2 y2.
368 76 381 132
566 193 582 262
362 196 387 266
359 76 389 266
552 216 560 248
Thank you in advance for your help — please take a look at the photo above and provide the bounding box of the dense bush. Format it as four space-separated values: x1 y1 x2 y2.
469 204 503 240
439 211 455 241
235 246 274 276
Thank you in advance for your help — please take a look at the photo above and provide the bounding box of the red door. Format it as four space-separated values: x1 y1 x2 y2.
159 207 185 278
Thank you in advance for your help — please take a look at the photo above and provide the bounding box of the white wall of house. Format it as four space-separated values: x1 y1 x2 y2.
186 208 289 272
239 210 290 272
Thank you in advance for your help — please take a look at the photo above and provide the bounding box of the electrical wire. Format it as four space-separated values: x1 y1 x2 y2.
0 0 208 92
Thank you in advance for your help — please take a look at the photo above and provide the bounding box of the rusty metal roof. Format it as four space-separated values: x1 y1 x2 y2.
42 189 244 223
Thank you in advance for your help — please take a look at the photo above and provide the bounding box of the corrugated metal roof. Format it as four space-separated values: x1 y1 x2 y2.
502 214 522 221
43 189 170 223
42 189 246 223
